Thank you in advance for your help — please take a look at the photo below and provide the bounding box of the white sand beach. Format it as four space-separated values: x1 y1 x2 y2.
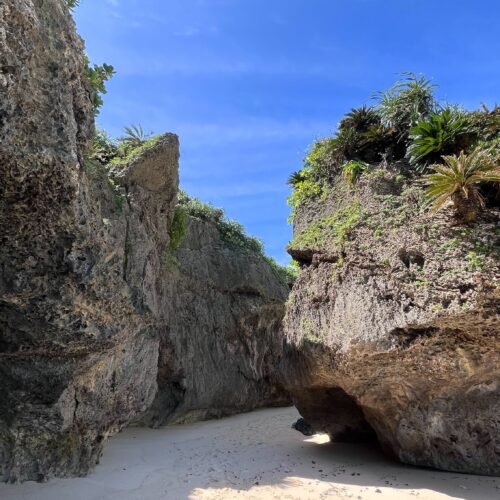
1 407 498 500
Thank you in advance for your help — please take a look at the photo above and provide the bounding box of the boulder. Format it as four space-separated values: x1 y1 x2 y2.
281 169 500 475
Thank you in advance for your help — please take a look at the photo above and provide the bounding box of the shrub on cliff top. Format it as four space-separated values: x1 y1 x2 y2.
470 105 500 143
178 190 295 287
407 108 475 167
339 105 380 134
287 75 499 224
287 166 328 219
373 73 437 135
177 190 264 253
110 134 162 166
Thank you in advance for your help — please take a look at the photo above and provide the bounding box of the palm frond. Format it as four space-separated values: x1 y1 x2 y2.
118 124 153 148
424 146 500 220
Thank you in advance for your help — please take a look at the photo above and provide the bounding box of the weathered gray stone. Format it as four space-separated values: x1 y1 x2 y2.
0 0 290 482
0 0 178 482
143 216 290 426
281 169 500 476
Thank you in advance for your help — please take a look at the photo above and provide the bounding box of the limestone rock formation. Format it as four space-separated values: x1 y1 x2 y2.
281 169 500 475
0 1 180 482
0 0 290 482
144 215 290 426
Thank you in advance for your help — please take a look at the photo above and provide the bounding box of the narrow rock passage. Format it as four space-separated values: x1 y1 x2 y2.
1 408 498 500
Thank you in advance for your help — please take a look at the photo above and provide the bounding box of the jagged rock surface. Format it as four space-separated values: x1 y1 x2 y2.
143 215 290 426
281 169 500 475
0 0 290 482
0 0 179 482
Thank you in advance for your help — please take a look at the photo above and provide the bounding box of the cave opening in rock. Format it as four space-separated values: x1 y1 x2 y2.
294 386 378 445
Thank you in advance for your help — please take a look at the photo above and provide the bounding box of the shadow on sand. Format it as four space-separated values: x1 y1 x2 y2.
0 407 498 500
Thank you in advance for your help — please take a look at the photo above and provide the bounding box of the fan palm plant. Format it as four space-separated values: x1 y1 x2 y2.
425 146 500 222
287 170 307 186
339 105 380 133
118 125 153 149
66 0 80 9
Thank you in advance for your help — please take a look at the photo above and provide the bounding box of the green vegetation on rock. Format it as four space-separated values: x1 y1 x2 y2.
118 125 153 149
425 146 500 222
407 108 474 166
177 190 297 287
84 56 115 116
66 0 80 10
110 135 162 166
292 201 362 250
342 160 370 186
169 206 187 252
178 190 263 253
373 73 436 133
287 73 500 224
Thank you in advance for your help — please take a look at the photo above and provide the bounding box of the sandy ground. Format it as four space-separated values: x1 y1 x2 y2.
1 407 499 500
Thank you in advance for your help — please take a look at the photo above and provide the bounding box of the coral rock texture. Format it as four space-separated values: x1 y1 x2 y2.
0 0 290 481
144 216 290 426
281 169 500 475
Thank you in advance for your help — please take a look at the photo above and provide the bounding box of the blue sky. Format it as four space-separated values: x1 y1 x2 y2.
74 0 500 264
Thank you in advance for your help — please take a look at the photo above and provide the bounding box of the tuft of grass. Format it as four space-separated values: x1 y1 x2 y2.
465 251 486 272
373 72 437 134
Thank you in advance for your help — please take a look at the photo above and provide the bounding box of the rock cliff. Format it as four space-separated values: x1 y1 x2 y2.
144 215 290 426
0 0 179 482
0 0 289 482
281 168 500 475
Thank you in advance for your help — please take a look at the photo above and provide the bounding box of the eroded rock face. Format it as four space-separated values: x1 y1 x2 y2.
0 0 179 482
0 0 290 482
143 216 290 426
281 169 500 475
